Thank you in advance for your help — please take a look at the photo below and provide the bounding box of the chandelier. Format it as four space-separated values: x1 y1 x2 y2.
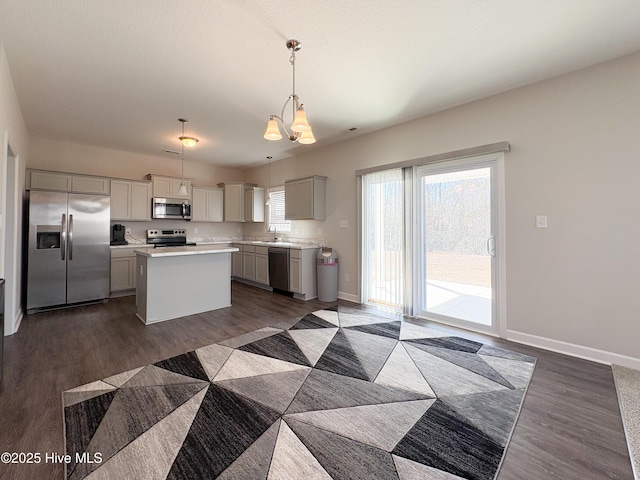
263 39 316 144
177 118 198 197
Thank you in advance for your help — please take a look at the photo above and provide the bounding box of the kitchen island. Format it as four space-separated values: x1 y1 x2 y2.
134 245 239 325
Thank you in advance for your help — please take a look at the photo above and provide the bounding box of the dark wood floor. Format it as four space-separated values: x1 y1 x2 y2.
0 282 633 479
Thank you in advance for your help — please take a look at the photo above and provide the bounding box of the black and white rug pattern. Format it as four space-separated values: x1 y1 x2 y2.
63 306 536 480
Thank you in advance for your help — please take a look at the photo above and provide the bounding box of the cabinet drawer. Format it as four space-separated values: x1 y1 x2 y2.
290 248 302 259
242 245 256 253
255 246 269 255
111 248 137 258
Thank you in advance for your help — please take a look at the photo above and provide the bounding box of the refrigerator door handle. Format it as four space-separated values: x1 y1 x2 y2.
69 214 74 260
61 213 67 260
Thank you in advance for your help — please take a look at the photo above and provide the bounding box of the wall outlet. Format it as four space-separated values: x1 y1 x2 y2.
317 228 322 235
344 273 350 282
125 228 131 235
340 220 349 228
193 227 198 234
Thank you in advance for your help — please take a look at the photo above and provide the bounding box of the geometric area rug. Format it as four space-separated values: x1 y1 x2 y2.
63 306 536 480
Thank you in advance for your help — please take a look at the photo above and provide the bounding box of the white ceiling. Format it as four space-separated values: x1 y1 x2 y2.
1 1 640 169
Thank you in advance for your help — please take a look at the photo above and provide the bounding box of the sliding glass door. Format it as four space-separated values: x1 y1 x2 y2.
415 158 498 332
362 169 404 312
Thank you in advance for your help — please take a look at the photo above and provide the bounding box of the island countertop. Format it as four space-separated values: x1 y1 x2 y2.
134 245 238 258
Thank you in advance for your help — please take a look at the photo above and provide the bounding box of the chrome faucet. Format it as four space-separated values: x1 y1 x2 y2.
268 225 278 242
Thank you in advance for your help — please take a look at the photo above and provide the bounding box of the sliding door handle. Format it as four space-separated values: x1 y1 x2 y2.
487 236 496 257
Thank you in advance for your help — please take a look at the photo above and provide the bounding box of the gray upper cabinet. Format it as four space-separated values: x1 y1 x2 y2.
147 174 192 199
28 170 110 195
244 187 265 223
218 182 264 222
110 179 152 221
285 176 327 220
192 186 224 222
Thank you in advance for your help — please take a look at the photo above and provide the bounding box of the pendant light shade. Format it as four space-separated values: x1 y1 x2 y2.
298 127 316 144
263 117 282 140
290 106 310 133
180 136 198 148
176 183 189 197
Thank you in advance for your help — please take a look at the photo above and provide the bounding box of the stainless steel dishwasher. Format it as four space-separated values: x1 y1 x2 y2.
268 247 290 291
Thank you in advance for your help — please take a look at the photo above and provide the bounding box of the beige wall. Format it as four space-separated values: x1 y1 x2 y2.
1 42 29 335
245 52 640 366
28 136 243 185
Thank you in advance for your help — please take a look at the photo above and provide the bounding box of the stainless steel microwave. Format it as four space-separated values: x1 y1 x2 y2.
152 198 191 220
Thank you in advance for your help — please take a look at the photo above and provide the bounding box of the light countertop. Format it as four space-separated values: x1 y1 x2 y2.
134 245 239 258
231 240 322 250
111 240 322 250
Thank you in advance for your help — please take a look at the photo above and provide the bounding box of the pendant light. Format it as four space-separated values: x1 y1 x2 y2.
265 156 272 206
177 118 198 197
263 39 316 144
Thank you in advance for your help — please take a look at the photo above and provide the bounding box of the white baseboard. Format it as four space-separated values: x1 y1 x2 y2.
338 291 360 304
506 329 640 370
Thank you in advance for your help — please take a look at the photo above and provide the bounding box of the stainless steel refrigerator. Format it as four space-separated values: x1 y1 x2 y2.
26 190 110 312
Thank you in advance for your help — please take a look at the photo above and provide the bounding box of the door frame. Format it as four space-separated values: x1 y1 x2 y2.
412 152 506 337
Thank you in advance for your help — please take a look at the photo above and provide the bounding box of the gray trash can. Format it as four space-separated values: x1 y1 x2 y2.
317 247 338 302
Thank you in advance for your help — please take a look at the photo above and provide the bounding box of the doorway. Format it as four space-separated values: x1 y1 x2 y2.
3 141 19 335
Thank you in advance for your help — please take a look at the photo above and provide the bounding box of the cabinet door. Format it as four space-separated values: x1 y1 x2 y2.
244 189 253 222
242 252 256 280
191 188 208 222
152 176 173 198
111 257 135 291
30 171 72 191
224 184 245 222
285 182 297 219
297 177 314 219
208 189 224 222
290 257 302 293
255 254 269 285
110 180 131 219
252 188 265 222
232 249 243 277
72 175 110 195
130 182 152 220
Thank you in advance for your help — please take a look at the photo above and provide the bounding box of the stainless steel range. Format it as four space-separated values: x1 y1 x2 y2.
146 229 196 248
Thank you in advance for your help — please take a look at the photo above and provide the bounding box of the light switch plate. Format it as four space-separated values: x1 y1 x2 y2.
535 215 548 228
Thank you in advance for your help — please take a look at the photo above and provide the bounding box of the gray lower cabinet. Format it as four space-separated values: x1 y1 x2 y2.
242 246 256 281
231 244 243 277
110 248 137 294
290 248 319 299
255 247 269 285
232 244 270 287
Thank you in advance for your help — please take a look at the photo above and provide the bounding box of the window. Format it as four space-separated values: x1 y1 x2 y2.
268 187 291 232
